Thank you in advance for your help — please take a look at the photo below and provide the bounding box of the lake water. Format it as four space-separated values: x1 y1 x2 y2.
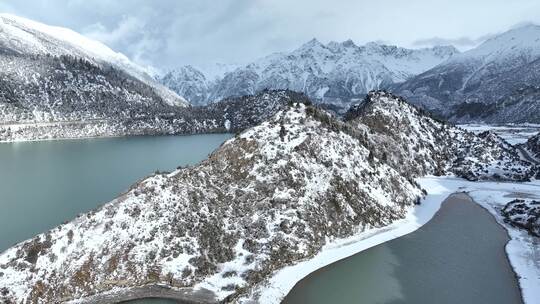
0 134 232 252
120 299 178 304
283 193 523 304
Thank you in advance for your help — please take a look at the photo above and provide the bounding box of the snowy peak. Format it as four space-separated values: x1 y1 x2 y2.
453 23 540 62
395 23 540 123
0 13 187 107
160 39 458 107
299 38 325 49
344 90 424 122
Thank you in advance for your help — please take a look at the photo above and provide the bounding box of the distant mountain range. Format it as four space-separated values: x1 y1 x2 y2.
3 12 540 130
160 24 540 124
159 40 458 108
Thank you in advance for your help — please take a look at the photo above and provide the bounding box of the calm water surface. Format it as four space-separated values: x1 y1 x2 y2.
121 299 178 304
0 134 232 252
283 193 522 304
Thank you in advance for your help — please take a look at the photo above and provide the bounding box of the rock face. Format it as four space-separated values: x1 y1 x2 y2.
395 24 540 123
159 40 458 110
502 199 540 237
345 91 536 181
0 91 536 304
0 102 423 303
0 13 187 128
524 132 540 161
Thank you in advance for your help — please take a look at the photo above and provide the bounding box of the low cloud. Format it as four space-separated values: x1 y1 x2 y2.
83 16 143 46
412 35 494 49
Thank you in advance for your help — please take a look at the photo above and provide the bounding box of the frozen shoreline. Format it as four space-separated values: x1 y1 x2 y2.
245 177 540 304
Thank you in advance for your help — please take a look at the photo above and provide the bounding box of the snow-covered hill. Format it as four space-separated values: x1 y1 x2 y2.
159 40 458 110
396 24 540 123
345 91 536 181
0 101 424 303
0 13 187 125
0 91 536 303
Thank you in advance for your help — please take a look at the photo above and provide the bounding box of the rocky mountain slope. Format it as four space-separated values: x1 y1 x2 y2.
0 14 187 127
0 91 537 304
0 90 305 142
345 91 536 181
395 24 540 123
159 40 458 110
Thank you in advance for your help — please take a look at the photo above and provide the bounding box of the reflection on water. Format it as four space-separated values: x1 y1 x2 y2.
283 194 522 304
0 134 232 252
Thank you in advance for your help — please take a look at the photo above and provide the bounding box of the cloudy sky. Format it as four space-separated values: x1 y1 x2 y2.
1 0 540 71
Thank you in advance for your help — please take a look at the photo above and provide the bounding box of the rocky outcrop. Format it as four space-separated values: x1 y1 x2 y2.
502 199 540 237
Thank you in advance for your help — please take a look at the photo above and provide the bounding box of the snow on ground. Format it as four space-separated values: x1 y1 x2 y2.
246 177 540 304
459 124 540 145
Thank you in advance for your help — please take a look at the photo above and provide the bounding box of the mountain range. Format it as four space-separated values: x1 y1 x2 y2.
159 40 458 108
160 24 540 124
0 14 313 142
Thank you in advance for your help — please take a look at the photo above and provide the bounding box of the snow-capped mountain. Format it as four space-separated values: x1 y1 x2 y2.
0 91 536 303
159 66 211 106
396 24 540 123
0 13 187 126
159 40 458 109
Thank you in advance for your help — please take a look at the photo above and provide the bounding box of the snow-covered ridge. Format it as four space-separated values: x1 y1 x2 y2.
396 24 540 123
524 132 540 162
0 13 187 107
159 39 458 108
